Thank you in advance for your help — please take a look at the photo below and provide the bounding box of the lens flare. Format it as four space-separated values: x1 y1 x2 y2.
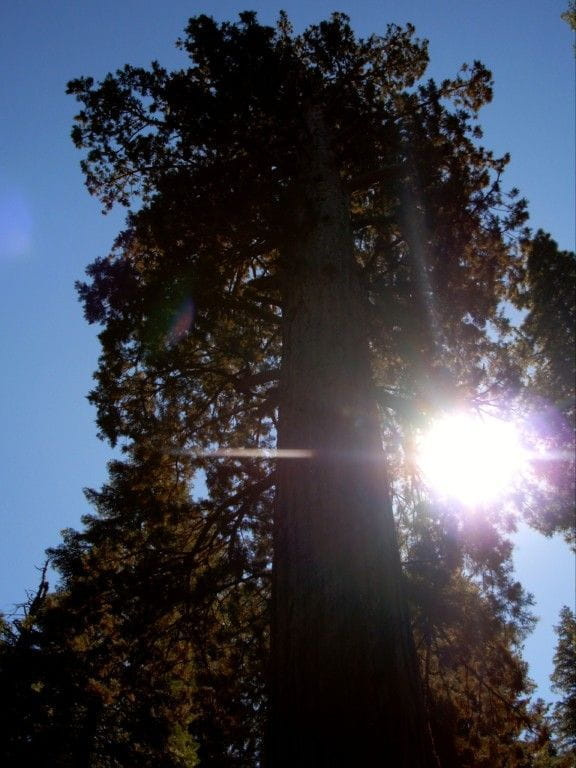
166 297 195 346
0 189 33 261
192 448 314 459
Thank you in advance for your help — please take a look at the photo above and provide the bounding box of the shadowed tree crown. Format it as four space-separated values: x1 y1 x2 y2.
20 11 547 768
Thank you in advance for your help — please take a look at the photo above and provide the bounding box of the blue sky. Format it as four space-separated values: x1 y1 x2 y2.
0 0 574 706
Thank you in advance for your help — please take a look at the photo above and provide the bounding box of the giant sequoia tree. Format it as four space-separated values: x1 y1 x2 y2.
63 12 533 766
14 11 539 766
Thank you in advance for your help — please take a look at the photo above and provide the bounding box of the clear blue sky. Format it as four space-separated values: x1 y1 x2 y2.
1 0 574 706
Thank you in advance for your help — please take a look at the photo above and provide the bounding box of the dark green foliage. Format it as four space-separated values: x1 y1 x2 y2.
0 434 271 766
551 606 576 756
511 231 576 546
0 449 202 767
515 232 575 424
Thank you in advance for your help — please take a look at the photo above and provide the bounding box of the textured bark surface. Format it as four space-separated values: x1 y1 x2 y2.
270 110 436 766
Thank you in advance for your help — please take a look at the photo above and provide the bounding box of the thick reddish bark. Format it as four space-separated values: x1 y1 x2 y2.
269 110 437 767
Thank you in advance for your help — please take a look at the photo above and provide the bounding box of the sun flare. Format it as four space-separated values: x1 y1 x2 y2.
417 412 526 507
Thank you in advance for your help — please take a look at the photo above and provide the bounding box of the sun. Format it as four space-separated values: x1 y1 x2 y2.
417 411 526 507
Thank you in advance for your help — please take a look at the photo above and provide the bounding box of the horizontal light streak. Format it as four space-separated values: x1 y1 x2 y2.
190 447 315 459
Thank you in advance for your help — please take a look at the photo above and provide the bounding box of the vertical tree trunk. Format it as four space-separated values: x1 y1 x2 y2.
270 109 436 767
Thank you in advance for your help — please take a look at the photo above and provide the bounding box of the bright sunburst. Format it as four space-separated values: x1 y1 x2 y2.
417 411 526 507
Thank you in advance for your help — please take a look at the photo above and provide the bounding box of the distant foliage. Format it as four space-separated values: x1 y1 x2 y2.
511 231 576 546
551 606 576 755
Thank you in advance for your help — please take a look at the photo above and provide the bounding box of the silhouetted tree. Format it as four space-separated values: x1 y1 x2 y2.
5 11 562 767
0 447 201 767
511 231 576 546
63 12 530 766
551 606 576 757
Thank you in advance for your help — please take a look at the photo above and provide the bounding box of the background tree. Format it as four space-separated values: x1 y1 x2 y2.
511 231 576 546
550 606 576 757
0 445 202 767
0 389 274 767
517 233 575 423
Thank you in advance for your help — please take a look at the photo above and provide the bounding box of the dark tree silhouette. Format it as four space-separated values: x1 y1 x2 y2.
64 12 529 766
5 11 563 768
512 231 576 546
551 606 576 756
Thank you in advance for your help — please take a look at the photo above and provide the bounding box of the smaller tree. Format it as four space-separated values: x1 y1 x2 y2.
516 232 575 426
551 606 576 757
0 450 202 768
511 232 576 546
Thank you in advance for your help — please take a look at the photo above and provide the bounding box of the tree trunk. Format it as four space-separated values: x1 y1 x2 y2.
269 108 437 767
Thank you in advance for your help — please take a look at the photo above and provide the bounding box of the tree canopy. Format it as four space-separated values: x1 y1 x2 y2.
1 11 573 767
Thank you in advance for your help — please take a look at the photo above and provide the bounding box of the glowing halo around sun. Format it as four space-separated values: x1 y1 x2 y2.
417 411 527 507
